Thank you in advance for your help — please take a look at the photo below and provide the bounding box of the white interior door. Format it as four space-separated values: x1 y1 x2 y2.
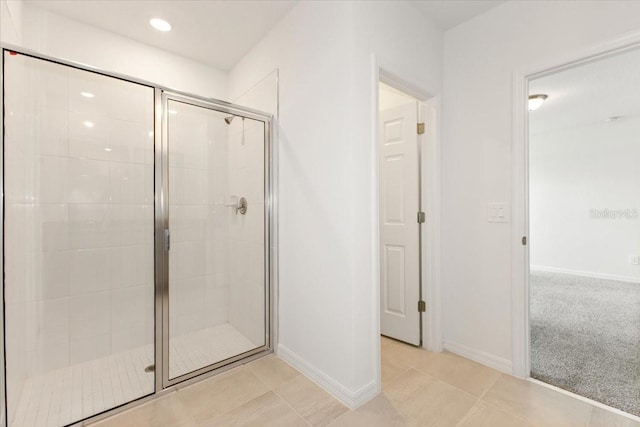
379 102 421 346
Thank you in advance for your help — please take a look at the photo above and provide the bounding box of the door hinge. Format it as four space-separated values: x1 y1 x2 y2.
417 211 426 223
417 122 425 135
164 229 171 251
418 300 426 312
522 236 527 246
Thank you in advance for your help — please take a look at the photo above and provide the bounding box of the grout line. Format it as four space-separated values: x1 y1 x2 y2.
454 367 503 425
325 407 352 427
268 386 313 427
584 406 593 427
268 356 348 426
245 356 312 427
477 373 500 400
383 365 413 390
178 367 273 425
454 399 483 427
477 398 532 426
404 355 505 427
474 376 537 426
383 347 481 427
422 373 480 402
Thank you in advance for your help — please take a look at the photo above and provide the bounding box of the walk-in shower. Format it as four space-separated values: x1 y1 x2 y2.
0 49 273 426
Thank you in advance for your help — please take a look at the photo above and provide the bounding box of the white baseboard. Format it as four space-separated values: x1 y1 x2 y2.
443 340 512 374
277 344 378 410
531 265 640 284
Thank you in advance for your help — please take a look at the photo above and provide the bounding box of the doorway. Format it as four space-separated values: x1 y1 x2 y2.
378 82 425 346
1 49 274 426
525 46 640 416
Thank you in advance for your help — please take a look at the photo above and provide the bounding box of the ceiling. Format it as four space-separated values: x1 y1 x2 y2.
529 48 640 135
413 0 506 30
26 0 507 71
26 0 298 71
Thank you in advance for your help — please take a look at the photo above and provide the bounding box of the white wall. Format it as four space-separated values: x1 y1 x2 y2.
227 70 277 347
1 0 22 45
229 1 361 403
229 0 442 406
442 0 640 369
8 2 228 100
350 0 442 391
530 118 640 282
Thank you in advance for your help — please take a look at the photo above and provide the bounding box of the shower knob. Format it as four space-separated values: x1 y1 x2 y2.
237 197 248 215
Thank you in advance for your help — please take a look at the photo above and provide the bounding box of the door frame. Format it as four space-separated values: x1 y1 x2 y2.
0 43 277 427
373 55 443 363
510 32 640 379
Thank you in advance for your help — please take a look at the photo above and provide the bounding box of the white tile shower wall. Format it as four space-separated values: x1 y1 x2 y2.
168 101 229 341
4 53 155 404
227 118 266 347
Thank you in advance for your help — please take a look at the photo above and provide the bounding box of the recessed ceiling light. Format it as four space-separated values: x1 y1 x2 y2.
104 147 112 152
83 120 94 128
80 92 95 98
150 18 171 32
528 94 548 111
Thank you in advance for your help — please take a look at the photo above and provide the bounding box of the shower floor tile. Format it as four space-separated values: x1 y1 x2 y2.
11 323 257 427
169 323 258 379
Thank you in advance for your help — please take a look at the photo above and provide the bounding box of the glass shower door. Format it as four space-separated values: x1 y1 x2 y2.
3 51 156 426
162 95 269 383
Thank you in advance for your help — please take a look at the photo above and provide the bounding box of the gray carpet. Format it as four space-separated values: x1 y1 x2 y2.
530 270 640 416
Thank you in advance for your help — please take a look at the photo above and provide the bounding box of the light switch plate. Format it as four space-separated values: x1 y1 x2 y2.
488 202 511 223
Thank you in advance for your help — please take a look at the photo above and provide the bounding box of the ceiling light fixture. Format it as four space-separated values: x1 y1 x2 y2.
528 94 548 111
80 92 95 98
83 120 94 128
150 18 172 32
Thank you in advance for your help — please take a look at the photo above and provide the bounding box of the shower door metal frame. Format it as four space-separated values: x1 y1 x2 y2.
0 46 7 427
156 90 274 389
0 44 276 427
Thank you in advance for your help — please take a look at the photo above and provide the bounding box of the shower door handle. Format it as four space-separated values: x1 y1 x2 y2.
164 229 170 251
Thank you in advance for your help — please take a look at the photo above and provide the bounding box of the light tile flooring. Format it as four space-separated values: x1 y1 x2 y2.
90 336 640 427
12 323 256 427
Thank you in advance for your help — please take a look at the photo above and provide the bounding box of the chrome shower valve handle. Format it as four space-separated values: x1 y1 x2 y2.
236 197 248 215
